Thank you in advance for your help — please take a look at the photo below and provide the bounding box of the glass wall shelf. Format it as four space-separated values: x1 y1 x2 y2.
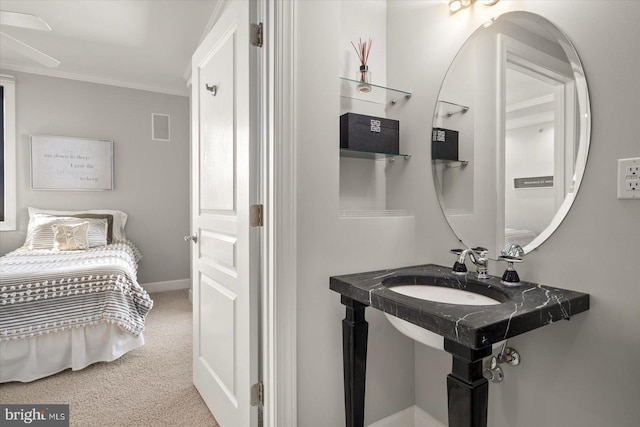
339 77 412 105
340 148 411 161
435 100 470 118
433 159 469 168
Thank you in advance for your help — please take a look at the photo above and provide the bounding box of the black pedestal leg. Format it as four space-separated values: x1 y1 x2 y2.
341 296 368 427
444 339 492 427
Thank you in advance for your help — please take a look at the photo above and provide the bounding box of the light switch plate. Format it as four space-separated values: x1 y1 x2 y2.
617 158 640 199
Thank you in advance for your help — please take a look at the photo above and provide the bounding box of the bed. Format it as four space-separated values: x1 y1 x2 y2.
0 208 153 383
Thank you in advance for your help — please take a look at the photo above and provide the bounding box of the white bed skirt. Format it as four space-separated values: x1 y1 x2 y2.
0 323 144 383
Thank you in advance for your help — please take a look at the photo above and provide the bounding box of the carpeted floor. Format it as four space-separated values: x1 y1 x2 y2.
0 289 219 427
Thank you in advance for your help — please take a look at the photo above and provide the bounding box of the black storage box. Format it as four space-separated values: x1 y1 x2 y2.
431 127 459 161
340 113 399 155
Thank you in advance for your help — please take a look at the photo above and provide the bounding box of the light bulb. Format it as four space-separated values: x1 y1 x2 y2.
449 0 462 13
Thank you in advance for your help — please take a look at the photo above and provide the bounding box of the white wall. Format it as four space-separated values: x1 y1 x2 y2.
505 123 556 234
294 1 417 425
386 1 640 426
0 71 190 285
339 0 390 213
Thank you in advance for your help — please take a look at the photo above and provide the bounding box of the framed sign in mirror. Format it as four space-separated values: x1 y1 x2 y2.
30 135 114 191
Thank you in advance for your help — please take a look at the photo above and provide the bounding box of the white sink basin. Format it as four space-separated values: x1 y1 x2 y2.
389 285 501 305
384 285 504 351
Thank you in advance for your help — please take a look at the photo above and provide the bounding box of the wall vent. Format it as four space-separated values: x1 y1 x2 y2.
152 113 170 141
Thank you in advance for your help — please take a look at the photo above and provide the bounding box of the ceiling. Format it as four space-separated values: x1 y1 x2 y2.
0 0 220 96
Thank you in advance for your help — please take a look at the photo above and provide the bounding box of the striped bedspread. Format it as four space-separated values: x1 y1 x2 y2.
0 242 153 342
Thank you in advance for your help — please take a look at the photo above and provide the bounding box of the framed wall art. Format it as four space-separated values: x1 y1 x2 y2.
30 135 114 191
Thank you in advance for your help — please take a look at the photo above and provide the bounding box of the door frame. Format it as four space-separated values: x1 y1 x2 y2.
262 0 297 426
190 0 260 425
496 33 575 254
195 1 297 425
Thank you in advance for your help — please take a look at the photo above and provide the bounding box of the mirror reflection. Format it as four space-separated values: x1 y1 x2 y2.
432 11 590 256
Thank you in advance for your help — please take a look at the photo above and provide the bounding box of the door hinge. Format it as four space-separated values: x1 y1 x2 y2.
251 381 264 407
250 204 264 227
250 22 263 47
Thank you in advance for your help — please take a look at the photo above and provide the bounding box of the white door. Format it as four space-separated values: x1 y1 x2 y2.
190 1 259 426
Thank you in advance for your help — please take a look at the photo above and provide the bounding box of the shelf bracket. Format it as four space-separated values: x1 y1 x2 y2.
388 154 412 163
390 94 412 105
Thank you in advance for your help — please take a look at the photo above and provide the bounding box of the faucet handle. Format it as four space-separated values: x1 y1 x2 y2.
450 249 467 273
498 255 522 263
498 255 523 284
471 246 489 256
501 244 524 258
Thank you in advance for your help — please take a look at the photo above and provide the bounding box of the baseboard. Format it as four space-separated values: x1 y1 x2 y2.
414 406 446 427
141 279 191 293
367 406 445 427
368 406 414 427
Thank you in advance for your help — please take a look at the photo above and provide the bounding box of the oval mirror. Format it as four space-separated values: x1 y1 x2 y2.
432 11 590 256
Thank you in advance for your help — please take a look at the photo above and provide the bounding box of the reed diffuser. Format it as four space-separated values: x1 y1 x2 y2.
351 38 372 93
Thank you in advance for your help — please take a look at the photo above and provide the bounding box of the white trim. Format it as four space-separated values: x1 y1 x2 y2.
0 62 189 97
141 278 191 293
367 406 445 427
182 0 232 85
0 74 17 231
413 406 446 427
260 0 275 425
506 93 554 113
271 0 297 425
497 27 589 255
368 406 414 427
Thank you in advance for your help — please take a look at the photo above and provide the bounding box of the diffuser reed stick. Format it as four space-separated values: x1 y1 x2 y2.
351 38 373 68
351 38 372 92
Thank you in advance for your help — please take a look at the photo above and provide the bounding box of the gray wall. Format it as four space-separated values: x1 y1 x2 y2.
0 71 190 285
386 1 640 426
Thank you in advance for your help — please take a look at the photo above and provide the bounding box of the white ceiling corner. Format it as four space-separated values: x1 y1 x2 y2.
0 0 220 97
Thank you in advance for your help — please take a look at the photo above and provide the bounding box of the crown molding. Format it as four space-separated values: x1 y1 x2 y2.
182 0 232 84
0 62 189 97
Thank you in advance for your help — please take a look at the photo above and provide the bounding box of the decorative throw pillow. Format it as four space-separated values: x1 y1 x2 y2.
25 216 108 250
34 213 114 244
52 222 90 251
28 207 128 242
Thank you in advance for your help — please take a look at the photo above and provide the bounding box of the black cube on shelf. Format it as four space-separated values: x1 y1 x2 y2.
340 113 399 155
432 127 459 161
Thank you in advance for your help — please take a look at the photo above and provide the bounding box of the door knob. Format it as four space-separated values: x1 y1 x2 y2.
184 233 198 244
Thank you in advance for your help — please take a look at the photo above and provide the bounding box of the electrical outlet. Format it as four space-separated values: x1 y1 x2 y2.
618 158 640 199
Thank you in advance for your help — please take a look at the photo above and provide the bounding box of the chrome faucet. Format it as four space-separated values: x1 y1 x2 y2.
450 247 490 279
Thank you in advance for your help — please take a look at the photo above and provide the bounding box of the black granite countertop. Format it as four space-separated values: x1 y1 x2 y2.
330 264 590 349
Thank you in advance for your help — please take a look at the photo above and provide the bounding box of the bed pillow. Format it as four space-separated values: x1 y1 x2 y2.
28 207 127 242
33 213 114 244
25 216 108 250
52 221 90 251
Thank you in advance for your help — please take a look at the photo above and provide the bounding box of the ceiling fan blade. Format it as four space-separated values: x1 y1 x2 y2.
0 10 51 31
0 32 60 68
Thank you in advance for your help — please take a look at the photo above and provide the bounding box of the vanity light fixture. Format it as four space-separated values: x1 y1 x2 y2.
448 0 463 12
449 0 499 14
